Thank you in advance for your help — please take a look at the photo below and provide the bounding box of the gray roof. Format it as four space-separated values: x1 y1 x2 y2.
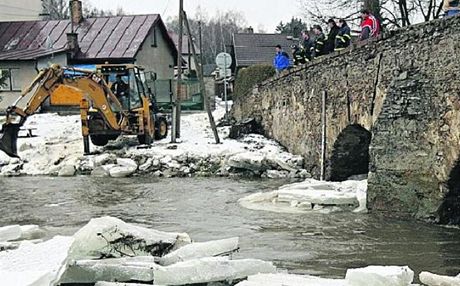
233 33 295 67
0 14 178 61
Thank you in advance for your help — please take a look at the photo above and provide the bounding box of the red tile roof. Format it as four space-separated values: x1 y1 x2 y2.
0 14 177 61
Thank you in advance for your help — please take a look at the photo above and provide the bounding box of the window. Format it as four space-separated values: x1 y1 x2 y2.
150 27 157 47
0 68 20 92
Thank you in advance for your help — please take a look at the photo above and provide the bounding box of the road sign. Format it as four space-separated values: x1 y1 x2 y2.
219 68 232 78
215 53 232 69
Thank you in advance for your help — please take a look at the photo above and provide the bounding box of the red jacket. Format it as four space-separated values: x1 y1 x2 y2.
360 14 380 40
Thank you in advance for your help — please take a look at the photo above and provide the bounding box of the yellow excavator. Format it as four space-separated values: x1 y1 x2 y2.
0 64 168 158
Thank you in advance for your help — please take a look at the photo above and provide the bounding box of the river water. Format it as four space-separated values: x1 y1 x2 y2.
1 176 459 279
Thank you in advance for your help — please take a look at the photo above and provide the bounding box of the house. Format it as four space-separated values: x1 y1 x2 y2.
170 33 200 74
0 0 43 22
232 33 296 73
0 0 178 110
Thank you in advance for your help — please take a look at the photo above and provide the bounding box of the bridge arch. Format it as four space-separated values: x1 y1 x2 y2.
329 124 372 182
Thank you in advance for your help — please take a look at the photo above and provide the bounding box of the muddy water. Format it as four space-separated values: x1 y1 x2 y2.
0 176 459 278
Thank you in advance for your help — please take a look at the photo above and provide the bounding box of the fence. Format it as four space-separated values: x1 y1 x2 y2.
152 79 204 111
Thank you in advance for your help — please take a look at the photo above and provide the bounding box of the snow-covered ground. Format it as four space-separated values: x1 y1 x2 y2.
0 100 309 178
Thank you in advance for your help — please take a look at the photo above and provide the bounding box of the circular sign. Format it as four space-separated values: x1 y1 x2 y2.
215 53 232 69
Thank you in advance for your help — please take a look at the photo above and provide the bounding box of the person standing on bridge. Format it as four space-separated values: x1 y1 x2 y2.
312 25 327 58
335 19 352 51
325 19 340 54
300 30 314 61
273 44 291 74
443 0 460 16
359 9 380 40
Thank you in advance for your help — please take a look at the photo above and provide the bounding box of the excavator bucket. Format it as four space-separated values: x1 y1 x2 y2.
0 123 21 158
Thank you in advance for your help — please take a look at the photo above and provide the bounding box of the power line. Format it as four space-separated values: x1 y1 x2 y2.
162 0 172 15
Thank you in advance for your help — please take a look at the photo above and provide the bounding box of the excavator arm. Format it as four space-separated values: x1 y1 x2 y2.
0 64 126 158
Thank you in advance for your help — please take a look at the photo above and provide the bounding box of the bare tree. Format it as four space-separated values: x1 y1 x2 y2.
167 9 248 65
41 0 125 20
299 0 443 30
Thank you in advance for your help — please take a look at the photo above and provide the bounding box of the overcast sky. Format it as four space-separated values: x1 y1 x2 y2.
86 0 302 32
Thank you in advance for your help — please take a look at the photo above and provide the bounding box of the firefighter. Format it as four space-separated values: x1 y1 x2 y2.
325 19 340 54
291 44 306 66
311 25 326 58
300 30 313 61
335 19 352 51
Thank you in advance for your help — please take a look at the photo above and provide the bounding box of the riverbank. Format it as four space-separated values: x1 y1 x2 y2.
0 101 309 179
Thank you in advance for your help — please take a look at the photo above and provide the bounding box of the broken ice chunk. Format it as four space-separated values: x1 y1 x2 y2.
60 256 159 284
70 216 191 259
345 265 414 286
154 257 276 285
0 236 74 286
419 271 460 286
158 237 239 266
0 225 21 242
235 273 349 286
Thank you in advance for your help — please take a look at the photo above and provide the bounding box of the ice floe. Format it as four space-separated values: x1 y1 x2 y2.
239 179 368 214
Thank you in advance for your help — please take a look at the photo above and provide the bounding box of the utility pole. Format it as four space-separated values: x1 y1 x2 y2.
183 11 220 144
172 0 183 142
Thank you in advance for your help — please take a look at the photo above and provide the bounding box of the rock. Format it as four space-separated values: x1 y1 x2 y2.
159 237 239 266
139 158 153 172
345 265 414 286
70 216 191 260
108 159 138 178
235 273 348 286
227 153 266 171
154 257 276 285
0 225 21 242
266 170 289 179
58 164 76 177
167 160 181 170
94 154 116 166
117 158 137 168
1 163 22 176
419 271 460 286
60 256 160 284
0 236 74 286
160 156 172 165
91 166 110 177
229 118 263 139
109 166 136 178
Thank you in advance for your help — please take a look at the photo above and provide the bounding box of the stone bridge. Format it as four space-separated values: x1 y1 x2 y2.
231 17 460 224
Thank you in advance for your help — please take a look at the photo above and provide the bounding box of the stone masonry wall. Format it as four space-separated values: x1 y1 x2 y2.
231 17 460 222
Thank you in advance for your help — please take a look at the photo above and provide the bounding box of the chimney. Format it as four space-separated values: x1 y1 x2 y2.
66 32 79 57
70 0 83 29
246 26 254 34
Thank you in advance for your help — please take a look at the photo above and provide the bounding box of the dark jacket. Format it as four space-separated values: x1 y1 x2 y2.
273 51 290 71
300 37 314 61
325 25 340 54
312 33 327 58
292 48 306 66
335 25 352 51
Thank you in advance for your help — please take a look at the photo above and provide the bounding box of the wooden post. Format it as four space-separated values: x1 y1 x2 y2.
172 0 183 142
183 11 220 144
320 90 327 181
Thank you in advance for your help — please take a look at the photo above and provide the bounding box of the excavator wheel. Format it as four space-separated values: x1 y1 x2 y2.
155 116 168 140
